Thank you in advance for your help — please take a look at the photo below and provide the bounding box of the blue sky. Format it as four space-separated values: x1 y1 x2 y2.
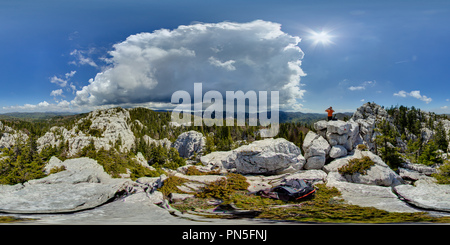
1 0 450 114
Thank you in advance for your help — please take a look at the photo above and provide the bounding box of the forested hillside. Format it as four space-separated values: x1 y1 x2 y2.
1 103 449 186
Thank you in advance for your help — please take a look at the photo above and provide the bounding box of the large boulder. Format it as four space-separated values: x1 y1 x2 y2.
324 150 403 187
0 157 133 214
201 138 305 175
393 181 450 212
302 131 330 169
313 120 358 153
172 130 206 159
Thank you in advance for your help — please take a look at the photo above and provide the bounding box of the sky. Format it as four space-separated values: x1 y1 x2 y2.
1 0 450 114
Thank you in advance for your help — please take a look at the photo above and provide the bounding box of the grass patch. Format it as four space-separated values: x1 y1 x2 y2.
185 166 220 176
338 156 375 176
173 183 450 223
0 216 34 223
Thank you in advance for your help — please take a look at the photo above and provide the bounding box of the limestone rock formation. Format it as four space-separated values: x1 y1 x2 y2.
302 131 330 169
0 157 133 214
201 138 305 174
37 107 135 157
394 181 450 212
324 149 403 187
172 130 206 159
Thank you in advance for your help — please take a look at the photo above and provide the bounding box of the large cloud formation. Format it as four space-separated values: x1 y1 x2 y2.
72 20 306 110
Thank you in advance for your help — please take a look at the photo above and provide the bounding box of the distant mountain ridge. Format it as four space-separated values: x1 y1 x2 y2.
0 110 353 125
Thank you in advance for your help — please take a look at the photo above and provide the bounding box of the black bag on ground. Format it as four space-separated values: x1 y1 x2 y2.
257 179 316 201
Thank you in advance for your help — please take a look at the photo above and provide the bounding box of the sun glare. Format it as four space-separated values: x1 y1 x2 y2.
311 31 333 45
303 28 336 49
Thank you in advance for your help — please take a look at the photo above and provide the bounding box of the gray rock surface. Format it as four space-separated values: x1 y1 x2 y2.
200 138 305 174
172 130 206 159
302 131 330 169
0 157 132 214
326 172 420 213
329 145 348 159
393 181 450 212
36 108 135 157
325 150 403 187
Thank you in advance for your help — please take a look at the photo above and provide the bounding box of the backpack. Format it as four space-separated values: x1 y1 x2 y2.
257 179 316 201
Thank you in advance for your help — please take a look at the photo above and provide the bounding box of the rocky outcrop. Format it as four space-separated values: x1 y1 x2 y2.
324 149 403 187
302 131 330 169
172 130 206 159
37 108 135 157
0 157 134 214
142 135 171 150
326 172 419 213
201 138 305 175
393 180 450 212
0 124 29 149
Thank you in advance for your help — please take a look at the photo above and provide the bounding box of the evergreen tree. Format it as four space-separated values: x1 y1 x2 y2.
434 121 448 152
418 139 443 166
375 119 403 170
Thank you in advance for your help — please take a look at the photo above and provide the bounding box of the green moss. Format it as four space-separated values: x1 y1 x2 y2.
338 156 375 176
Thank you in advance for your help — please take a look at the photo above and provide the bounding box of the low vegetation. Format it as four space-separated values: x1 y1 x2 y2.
196 173 250 200
172 183 450 223
338 156 375 176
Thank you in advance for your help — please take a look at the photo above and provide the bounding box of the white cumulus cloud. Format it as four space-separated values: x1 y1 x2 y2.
72 20 306 111
393 90 432 104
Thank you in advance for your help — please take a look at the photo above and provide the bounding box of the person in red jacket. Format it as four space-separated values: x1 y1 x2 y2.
325 106 334 121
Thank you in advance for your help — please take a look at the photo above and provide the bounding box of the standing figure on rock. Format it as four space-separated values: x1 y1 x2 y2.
326 106 335 121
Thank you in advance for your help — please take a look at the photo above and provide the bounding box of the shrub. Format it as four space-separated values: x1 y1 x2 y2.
185 166 220 176
196 173 249 200
159 175 189 196
357 144 368 151
338 156 375 176
49 165 66 174
432 163 450 184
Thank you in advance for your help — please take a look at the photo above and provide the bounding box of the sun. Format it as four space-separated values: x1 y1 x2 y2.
311 31 333 45
303 28 336 49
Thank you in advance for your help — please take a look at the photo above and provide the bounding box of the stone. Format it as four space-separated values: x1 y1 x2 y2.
37 107 136 157
302 131 330 170
324 150 403 187
329 145 348 159
398 167 435 182
142 135 171 150
133 152 156 171
400 161 437 176
281 170 327 185
0 157 132 214
169 193 195 203
200 151 237 171
326 120 351 135
326 172 420 213
172 130 206 159
393 182 450 212
235 150 304 175
201 138 305 175
304 155 326 170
